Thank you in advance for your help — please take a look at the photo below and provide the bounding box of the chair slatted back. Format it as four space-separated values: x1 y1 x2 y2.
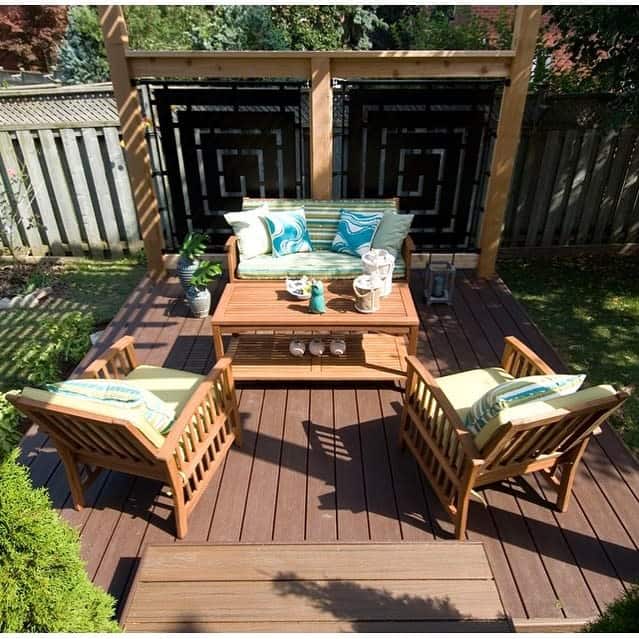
477 394 626 483
13 397 160 468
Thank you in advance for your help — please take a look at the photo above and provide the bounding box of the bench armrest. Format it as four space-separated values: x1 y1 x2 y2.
501 336 555 377
402 235 415 279
225 235 239 283
82 335 138 379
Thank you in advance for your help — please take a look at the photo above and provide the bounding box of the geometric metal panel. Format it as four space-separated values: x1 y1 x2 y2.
144 82 309 250
335 82 499 250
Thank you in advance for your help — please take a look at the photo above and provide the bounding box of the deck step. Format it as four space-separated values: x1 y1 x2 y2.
122 542 511 632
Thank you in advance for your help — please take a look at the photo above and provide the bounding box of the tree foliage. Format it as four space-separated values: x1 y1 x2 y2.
545 7 639 119
0 6 67 72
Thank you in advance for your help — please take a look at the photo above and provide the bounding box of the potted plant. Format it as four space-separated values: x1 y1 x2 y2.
177 232 208 292
186 261 222 318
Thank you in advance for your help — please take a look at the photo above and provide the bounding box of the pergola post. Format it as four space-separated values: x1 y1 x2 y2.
99 5 166 280
477 6 542 278
310 57 333 199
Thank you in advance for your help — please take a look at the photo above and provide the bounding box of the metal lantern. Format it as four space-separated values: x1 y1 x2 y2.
424 262 455 305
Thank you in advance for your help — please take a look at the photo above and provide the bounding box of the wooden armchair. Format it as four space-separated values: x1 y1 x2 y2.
400 336 629 539
8 336 241 539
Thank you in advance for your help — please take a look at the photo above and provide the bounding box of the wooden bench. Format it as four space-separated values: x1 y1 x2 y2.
122 542 510 631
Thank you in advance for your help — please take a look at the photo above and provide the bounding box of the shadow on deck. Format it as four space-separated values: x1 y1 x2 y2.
18 269 639 630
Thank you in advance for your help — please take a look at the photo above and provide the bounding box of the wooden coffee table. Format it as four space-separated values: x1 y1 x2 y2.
211 280 419 382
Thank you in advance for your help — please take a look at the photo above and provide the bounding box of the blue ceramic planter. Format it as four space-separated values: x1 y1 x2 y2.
177 256 199 292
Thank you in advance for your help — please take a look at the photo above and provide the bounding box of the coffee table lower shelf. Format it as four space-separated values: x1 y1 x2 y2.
225 333 408 382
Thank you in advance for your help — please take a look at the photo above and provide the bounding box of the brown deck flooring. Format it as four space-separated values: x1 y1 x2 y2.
18 270 639 630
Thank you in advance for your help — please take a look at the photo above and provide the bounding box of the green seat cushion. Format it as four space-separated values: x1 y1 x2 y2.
243 198 398 251
436 367 515 426
125 365 205 416
237 250 407 280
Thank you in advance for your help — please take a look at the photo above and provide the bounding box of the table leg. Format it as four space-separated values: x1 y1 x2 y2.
408 326 418 356
213 325 225 359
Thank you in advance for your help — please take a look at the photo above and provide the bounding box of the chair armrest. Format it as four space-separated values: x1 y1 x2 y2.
82 335 138 379
402 235 415 278
404 356 482 464
158 357 238 466
501 336 555 377
225 235 238 283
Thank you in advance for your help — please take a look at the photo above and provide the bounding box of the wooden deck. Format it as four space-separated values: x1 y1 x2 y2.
19 270 639 631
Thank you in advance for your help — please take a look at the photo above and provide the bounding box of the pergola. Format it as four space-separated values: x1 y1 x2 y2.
99 5 541 280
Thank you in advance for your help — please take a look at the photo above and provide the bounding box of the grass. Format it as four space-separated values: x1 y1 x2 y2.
0 258 145 392
498 255 639 453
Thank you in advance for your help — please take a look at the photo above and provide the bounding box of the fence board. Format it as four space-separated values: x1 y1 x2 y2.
103 127 141 251
60 128 103 257
81 128 123 257
525 129 561 246
611 135 639 243
0 131 45 254
558 130 597 245
576 129 617 245
15 130 65 255
38 129 85 256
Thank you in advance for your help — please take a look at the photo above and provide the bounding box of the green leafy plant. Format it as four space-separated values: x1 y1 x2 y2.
0 394 20 461
15 312 93 386
0 450 119 631
585 584 639 632
179 232 208 262
21 268 53 295
189 261 222 290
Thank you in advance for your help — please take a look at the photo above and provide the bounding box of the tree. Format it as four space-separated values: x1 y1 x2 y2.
547 7 639 120
0 6 67 72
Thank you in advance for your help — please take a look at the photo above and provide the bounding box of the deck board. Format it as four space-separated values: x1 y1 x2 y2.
19 269 639 629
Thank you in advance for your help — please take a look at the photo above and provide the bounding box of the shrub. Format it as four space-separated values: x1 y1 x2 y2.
585 585 639 632
0 394 20 461
15 311 93 385
0 450 119 631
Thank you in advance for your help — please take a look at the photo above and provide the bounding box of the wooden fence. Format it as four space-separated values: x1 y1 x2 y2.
502 95 639 253
0 85 141 258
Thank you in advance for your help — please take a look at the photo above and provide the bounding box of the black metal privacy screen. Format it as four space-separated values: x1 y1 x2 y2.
138 80 499 251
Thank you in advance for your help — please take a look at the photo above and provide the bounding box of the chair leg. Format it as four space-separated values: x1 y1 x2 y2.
168 474 188 539
56 445 85 510
556 437 590 512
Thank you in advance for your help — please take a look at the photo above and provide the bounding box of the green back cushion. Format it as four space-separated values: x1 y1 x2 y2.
243 198 398 251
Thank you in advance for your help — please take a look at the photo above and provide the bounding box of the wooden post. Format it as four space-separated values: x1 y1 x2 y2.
310 57 333 199
477 6 542 278
99 5 166 280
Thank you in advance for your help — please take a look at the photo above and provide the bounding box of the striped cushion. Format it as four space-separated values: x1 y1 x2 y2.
237 250 407 280
243 198 398 252
464 374 586 433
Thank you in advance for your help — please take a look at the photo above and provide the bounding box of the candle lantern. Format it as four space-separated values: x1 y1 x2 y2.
424 262 455 305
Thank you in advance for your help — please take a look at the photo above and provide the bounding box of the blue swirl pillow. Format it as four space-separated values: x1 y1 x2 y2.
331 209 383 257
263 208 313 257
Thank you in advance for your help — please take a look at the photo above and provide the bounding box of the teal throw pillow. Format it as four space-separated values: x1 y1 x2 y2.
44 378 175 437
331 209 383 257
263 208 313 257
372 213 414 258
464 373 586 433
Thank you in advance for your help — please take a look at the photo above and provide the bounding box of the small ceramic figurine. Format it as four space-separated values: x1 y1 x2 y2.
308 279 326 314
289 339 306 357
309 338 325 356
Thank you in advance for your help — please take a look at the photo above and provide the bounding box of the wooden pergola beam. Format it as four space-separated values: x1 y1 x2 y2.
100 5 540 277
99 5 165 279
477 6 542 277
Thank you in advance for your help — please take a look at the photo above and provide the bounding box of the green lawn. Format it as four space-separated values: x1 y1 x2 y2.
0 258 145 392
499 255 639 453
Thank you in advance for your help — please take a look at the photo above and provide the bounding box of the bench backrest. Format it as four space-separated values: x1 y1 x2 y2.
243 198 398 251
